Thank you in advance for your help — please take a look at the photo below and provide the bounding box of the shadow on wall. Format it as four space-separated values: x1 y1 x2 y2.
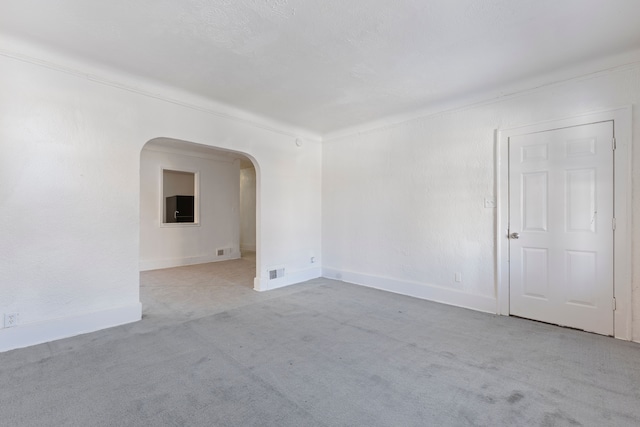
240 164 257 253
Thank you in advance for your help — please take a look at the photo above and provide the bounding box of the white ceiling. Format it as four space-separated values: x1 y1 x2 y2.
2 0 640 135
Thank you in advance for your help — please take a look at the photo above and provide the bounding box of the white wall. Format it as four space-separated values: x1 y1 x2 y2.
163 170 195 197
240 167 257 252
322 64 640 341
140 145 241 270
2 34 637 352
0 42 322 352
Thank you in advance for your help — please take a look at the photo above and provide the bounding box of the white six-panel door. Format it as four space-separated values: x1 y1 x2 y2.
508 121 614 335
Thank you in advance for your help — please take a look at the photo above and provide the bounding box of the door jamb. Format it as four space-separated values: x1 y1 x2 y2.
496 107 632 340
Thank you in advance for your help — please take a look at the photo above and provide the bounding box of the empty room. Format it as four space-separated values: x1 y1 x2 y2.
2 1 640 426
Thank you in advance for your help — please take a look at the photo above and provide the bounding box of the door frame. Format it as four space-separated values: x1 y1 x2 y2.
496 107 632 340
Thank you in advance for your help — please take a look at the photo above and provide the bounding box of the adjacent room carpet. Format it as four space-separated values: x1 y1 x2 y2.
1 255 639 426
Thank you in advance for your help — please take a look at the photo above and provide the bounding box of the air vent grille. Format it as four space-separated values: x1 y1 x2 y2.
268 268 285 280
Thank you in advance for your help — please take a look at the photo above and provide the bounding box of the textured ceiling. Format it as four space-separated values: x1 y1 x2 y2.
2 0 640 135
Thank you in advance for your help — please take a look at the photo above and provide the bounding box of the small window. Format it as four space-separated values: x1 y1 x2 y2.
162 169 198 225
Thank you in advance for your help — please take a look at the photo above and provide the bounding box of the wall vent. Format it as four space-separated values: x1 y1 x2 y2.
217 248 234 257
269 268 285 280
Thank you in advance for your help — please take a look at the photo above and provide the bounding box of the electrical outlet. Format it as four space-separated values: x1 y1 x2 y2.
4 313 19 328
454 272 462 283
484 197 496 208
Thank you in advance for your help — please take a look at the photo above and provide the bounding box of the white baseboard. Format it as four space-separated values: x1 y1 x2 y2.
322 267 497 314
254 266 322 291
240 244 256 252
0 303 142 353
139 253 241 271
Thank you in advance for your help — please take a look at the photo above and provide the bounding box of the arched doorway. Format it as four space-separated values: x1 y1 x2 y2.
139 137 259 321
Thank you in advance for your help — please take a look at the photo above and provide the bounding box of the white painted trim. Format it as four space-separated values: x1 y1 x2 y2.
240 244 256 252
497 106 633 340
322 267 497 313
324 50 640 142
496 131 509 316
0 34 321 142
612 108 633 341
0 303 142 353
139 253 241 271
254 266 322 292
158 222 201 229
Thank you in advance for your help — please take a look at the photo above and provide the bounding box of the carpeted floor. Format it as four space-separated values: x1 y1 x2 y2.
1 253 640 426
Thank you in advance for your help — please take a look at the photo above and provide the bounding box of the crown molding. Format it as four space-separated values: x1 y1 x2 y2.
3 33 639 144
323 48 640 142
0 33 322 143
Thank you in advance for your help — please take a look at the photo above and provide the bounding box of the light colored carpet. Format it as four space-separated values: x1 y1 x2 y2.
1 254 640 426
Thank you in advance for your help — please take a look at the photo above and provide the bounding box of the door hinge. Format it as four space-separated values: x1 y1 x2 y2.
613 297 617 311
612 137 616 150
612 217 616 230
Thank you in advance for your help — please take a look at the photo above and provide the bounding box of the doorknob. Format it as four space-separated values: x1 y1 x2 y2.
509 232 520 239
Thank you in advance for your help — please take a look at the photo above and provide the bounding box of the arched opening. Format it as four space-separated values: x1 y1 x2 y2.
139 137 260 321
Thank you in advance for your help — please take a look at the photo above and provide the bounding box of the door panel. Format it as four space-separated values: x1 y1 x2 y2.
522 172 548 231
565 250 597 306
509 121 614 335
566 169 596 232
522 248 548 299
